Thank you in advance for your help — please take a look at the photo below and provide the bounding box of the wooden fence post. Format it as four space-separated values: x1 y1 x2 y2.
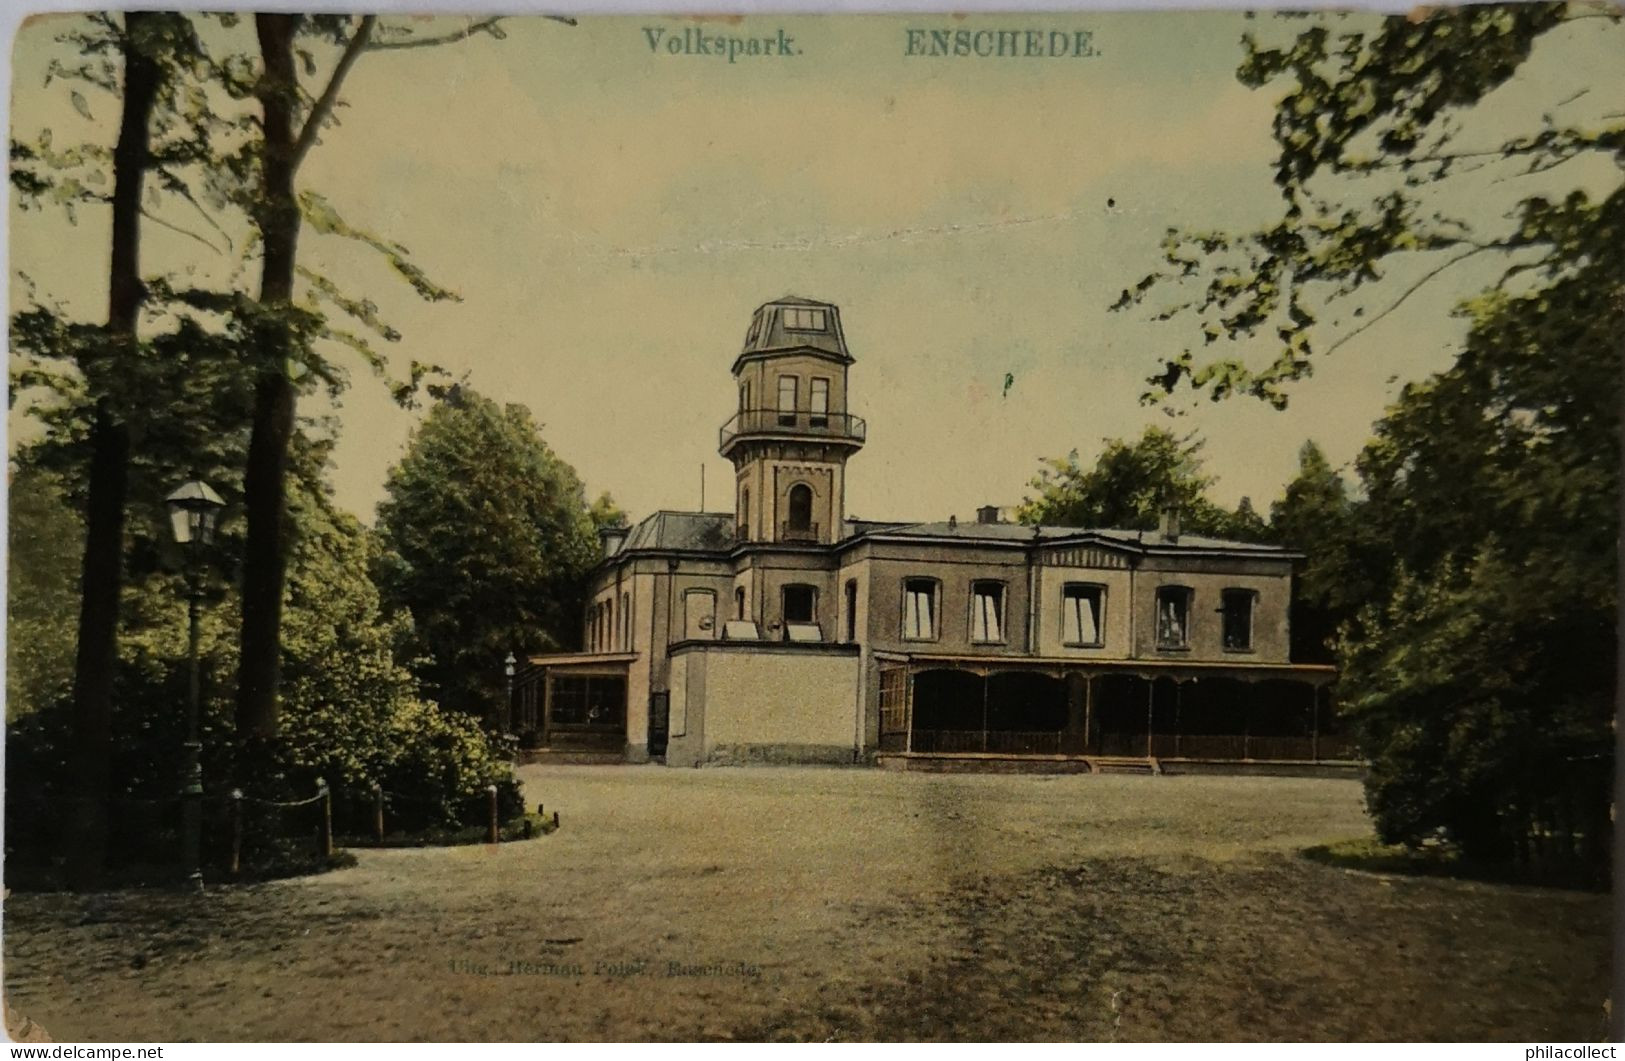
487 784 500 844
230 789 243 877
552 810 560 830
373 782 385 842
316 778 333 859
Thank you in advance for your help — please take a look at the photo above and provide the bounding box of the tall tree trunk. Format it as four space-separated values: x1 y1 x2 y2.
66 12 163 887
235 13 302 743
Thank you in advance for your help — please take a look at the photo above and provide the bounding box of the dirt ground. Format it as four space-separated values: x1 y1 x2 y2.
2 766 1611 1042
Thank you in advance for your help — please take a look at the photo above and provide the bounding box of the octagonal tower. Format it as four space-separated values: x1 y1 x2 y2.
718 296 865 545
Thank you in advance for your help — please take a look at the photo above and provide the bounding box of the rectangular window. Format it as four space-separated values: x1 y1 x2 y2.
778 376 798 426
1222 589 1255 651
551 676 626 729
783 584 816 624
783 307 827 331
809 378 830 427
1156 586 1192 648
1062 584 1104 646
903 579 936 640
970 581 1004 643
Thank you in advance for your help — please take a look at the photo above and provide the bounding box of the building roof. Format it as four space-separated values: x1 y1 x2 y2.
603 509 1298 563
615 510 736 554
848 520 1297 557
734 295 853 371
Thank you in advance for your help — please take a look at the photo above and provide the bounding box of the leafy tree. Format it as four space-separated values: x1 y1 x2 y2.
7 11 206 885
5 461 523 878
227 13 550 744
1017 426 1267 540
1268 441 1358 661
1338 268 1619 873
276 481 521 828
14 13 523 748
1114 3 1622 407
374 387 604 725
6 466 84 722
1104 3 1620 883
1225 496 1270 542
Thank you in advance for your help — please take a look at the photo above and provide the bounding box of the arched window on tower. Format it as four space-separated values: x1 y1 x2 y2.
786 483 814 539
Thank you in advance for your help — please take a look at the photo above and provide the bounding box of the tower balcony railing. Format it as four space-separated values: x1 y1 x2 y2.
719 409 867 449
780 521 820 543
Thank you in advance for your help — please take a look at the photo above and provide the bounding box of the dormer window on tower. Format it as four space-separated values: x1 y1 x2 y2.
783 307 828 331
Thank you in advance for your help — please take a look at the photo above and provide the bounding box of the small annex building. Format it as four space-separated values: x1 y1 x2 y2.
518 296 1347 771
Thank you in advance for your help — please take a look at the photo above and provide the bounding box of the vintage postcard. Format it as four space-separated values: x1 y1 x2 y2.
3 3 1620 1046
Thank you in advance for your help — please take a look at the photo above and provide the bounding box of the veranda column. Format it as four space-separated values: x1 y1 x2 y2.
904 668 915 754
1083 675 1095 755
980 670 990 753
1145 679 1154 759
1310 682 1320 763
1174 680 1183 759
1242 684 1251 761
542 671 554 747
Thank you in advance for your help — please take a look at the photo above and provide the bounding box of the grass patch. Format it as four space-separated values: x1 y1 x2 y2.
1302 836 1606 892
340 812 558 849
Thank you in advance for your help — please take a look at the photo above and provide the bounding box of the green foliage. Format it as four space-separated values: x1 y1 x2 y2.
1104 2 1621 877
374 386 603 723
6 467 84 721
4 463 524 874
1334 256 1620 875
1114 3 1623 406
1017 426 1270 541
1300 836 1600 891
1268 441 1359 661
1342 545 1612 872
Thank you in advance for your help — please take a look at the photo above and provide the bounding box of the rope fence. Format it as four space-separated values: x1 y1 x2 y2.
5 776 557 885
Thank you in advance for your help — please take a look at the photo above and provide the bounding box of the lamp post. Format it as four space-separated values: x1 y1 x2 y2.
503 651 517 734
165 479 225 893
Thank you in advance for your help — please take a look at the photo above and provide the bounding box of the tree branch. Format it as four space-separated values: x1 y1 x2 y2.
365 16 506 51
140 204 226 254
290 15 376 172
1324 244 1497 357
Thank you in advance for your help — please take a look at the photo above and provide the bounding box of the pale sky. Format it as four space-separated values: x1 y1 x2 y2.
9 11 1623 526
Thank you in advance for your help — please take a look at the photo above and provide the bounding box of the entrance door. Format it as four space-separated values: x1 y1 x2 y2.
648 691 670 758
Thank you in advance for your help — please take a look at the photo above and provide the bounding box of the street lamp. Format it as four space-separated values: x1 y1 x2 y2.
165 479 225 893
503 651 517 734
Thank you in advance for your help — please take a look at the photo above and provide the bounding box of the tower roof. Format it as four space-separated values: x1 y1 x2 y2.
734 295 853 373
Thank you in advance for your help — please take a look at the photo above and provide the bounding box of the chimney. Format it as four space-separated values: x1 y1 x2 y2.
598 525 629 559
1158 506 1181 543
947 514 958 530
976 505 1002 525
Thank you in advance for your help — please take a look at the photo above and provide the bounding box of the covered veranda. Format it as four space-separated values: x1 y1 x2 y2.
874 653 1349 770
513 652 636 754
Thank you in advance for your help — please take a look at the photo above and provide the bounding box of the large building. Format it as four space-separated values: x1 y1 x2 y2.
518 297 1347 771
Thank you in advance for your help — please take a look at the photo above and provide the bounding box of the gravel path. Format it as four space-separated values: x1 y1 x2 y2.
3 766 1610 1041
